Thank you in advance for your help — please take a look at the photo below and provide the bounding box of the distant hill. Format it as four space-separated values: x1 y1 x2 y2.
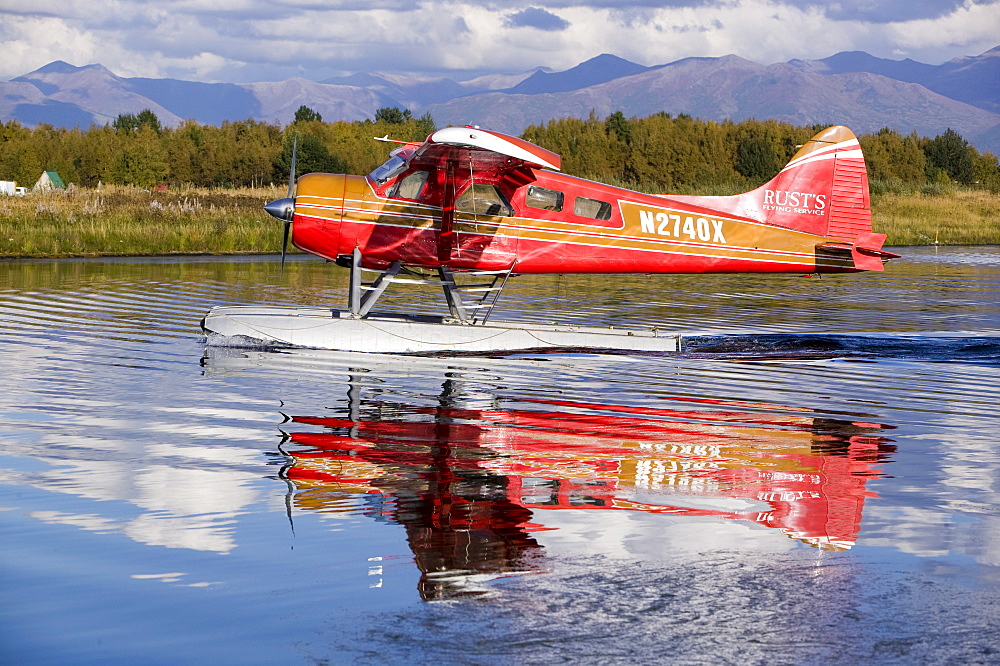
5 61 184 128
2 48 998 154
789 46 1000 114
426 53 1000 154
503 54 653 95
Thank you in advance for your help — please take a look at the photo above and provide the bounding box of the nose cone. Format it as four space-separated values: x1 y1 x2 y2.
264 197 295 221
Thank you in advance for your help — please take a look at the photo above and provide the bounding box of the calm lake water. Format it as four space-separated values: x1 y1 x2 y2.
1 247 998 664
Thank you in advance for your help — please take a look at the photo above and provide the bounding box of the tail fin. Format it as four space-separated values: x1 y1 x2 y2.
755 126 869 236
669 125 896 270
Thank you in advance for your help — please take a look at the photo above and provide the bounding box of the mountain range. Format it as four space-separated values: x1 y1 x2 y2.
2 47 998 154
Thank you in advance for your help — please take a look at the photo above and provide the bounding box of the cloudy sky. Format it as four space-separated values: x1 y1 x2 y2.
2 1 998 83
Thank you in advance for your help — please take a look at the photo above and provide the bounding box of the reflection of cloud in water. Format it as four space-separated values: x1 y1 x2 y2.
130 573 221 588
30 502 243 554
30 511 120 533
859 420 1000 567
536 511 797 560
124 512 237 553
860 506 953 558
23 458 260 554
0 335 272 555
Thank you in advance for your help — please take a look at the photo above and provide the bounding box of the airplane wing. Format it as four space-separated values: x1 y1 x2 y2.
419 127 561 171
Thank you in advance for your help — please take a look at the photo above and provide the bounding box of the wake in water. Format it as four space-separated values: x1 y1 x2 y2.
684 333 1000 365
202 330 1000 367
203 331 282 351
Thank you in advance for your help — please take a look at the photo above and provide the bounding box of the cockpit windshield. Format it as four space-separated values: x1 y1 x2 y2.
368 155 408 185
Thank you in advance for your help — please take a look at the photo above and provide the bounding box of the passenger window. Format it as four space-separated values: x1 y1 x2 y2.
525 185 564 211
391 170 429 200
574 196 612 221
455 183 512 217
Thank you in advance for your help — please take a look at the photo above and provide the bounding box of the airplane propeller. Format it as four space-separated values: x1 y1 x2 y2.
263 137 298 268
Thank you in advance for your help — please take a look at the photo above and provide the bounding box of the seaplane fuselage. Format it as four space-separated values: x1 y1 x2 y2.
285 125 896 276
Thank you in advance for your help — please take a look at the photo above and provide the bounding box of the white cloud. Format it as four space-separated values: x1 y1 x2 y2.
2 15 106 74
886 0 1000 59
2 0 996 82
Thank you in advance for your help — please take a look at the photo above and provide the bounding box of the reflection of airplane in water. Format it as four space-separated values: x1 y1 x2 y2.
280 379 895 599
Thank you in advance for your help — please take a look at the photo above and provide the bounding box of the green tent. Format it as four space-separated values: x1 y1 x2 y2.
34 171 66 190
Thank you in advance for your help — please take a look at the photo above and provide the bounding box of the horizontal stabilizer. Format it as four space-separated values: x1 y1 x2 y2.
817 232 899 271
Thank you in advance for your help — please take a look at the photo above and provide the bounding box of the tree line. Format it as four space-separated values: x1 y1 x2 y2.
0 106 435 190
523 112 1000 193
2 105 997 193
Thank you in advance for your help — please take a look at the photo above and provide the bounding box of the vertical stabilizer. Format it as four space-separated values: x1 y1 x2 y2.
759 125 871 239
666 125 895 271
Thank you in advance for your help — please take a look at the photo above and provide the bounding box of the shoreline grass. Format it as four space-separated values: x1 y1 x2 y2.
871 189 1000 246
1 184 997 259
0 184 288 258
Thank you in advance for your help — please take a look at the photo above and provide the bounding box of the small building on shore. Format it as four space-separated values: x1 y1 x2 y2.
34 171 66 192
0 180 27 196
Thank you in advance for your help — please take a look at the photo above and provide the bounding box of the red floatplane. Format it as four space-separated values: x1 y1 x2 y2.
202 124 898 353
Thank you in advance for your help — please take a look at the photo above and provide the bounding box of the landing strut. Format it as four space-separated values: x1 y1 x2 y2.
346 248 511 324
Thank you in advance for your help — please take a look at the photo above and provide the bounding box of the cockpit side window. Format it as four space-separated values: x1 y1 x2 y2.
455 183 512 217
391 170 430 200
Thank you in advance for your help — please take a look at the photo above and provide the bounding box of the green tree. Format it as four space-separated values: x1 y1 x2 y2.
164 121 204 185
293 105 323 123
924 128 976 184
415 112 436 137
113 109 162 135
77 125 115 187
734 129 782 184
0 120 42 184
136 109 162 133
275 131 346 182
973 152 1000 191
860 128 927 186
374 107 412 124
605 111 632 145
31 124 89 185
112 113 138 134
627 112 708 190
231 120 282 188
110 125 168 187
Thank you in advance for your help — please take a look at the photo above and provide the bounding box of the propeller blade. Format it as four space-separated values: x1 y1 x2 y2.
279 136 298 269
281 219 291 269
287 137 297 199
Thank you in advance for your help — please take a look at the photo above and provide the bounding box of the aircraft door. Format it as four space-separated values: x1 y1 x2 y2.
450 182 518 270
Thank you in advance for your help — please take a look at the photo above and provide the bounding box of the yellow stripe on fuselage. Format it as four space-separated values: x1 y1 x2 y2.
294 175 844 269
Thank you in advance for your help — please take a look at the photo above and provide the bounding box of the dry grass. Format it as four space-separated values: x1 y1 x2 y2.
1 184 997 257
0 184 288 257
872 189 1000 246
